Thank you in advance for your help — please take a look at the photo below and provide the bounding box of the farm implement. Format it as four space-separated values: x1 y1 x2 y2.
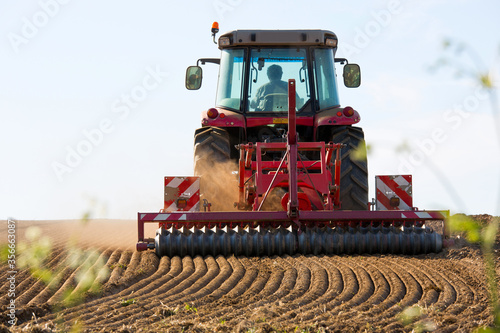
137 25 448 257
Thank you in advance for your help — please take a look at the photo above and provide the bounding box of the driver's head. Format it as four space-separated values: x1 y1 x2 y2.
267 65 283 81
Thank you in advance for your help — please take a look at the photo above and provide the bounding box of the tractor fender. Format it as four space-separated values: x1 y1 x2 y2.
314 106 361 127
201 108 246 128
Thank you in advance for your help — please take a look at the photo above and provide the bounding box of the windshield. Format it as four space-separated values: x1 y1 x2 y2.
215 47 339 113
216 49 245 110
249 48 309 112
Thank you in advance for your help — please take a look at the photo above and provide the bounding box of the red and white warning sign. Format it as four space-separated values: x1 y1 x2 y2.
375 175 413 211
164 177 200 212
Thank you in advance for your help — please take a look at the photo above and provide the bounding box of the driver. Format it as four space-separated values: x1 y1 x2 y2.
251 65 300 111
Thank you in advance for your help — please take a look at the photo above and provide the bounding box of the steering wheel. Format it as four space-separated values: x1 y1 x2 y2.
256 93 289 111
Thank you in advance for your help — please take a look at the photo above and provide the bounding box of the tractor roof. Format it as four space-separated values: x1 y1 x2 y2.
218 29 338 49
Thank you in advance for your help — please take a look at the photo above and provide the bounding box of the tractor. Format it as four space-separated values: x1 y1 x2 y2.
136 24 448 257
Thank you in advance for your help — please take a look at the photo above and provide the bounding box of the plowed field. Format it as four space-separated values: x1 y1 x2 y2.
1 217 498 332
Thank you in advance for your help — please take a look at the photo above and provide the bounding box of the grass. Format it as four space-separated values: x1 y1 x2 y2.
398 305 436 333
0 222 110 330
120 298 136 307
429 39 500 331
448 214 500 332
394 214 500 332
109 262 127 270
184 302 198 314
293 326 325 333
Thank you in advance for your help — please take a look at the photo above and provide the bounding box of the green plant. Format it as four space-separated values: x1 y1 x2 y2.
449 215 500 331
398 305 436 332
184 302 198 314
69 321 84 333
120 298 136 307
109 262 127 270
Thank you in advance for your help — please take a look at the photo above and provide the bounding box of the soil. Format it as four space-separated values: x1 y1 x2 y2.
0 215 499 332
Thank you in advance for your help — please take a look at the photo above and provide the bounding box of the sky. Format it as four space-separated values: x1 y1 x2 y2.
1 0 500 220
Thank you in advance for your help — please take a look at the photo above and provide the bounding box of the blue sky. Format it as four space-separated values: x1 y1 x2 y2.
1 0 499 220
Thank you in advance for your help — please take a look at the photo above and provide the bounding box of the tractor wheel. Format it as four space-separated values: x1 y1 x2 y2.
331 126 369 210
193 127 236 211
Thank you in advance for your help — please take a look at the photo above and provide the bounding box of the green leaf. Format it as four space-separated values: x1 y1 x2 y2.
32 268 53 284
398 305 422 325
483 218 499 247
448 215 482 243
473 326 500 333
478 73 494 89
0 244 9 263
351 141 368 161
120 298 136 306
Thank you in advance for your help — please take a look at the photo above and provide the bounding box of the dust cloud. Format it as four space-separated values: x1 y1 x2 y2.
196 159 287 212
197 160 240 212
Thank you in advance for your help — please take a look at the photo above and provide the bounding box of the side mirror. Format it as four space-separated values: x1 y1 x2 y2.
186 66 203 90
343 64 361 88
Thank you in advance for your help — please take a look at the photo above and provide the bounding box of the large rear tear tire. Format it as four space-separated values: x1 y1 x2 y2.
193 127 235 211
331 126 369 210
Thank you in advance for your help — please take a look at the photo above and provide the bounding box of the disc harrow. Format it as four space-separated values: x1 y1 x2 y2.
154 225 442 257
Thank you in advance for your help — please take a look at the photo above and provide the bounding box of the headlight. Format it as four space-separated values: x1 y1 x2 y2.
219 37 231 47
325 38 337 47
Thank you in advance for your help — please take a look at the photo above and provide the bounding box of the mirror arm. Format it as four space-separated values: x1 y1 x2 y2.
334 58 348 65
196 58 221 66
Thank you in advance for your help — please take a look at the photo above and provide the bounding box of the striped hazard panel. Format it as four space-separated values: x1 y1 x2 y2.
164 177 200 212
375 175 413 211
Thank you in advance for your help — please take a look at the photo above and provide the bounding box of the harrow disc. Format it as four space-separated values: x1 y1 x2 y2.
297 226 442 255
154 225 442 257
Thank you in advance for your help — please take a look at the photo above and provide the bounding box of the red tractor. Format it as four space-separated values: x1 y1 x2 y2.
187 27 367 212
136 24 448 257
